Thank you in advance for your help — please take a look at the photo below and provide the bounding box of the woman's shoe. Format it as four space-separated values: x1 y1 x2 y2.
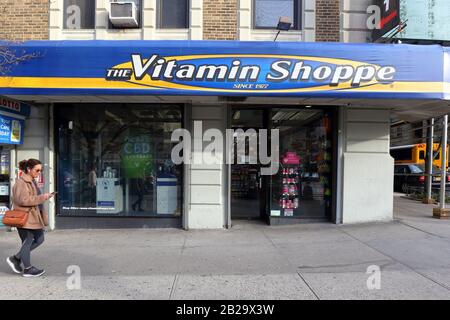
6 256 22 274
23 266 45 277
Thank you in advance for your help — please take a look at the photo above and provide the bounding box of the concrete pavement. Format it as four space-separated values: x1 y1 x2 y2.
1 194 449 300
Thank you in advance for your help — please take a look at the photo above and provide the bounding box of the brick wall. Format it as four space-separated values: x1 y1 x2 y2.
0 0 49 41
203 0 238 40
316 0 340 42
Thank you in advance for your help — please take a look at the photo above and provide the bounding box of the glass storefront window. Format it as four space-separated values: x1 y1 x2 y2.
55 104 183 217
270 108 333 219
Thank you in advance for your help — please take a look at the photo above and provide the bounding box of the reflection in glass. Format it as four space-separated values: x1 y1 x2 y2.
56 104 183 217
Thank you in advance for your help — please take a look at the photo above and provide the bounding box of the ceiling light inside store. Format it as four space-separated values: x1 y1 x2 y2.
132 110 155 119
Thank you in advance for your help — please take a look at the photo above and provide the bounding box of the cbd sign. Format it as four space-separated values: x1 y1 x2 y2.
121 134 153 178
123 141 151 155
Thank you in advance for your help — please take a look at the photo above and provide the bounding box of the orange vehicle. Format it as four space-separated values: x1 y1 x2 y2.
390 143 449 169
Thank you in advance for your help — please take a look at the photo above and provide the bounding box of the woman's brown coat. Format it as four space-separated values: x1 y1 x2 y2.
12 174 48 229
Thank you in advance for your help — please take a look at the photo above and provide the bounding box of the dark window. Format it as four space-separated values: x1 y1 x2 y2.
158 0 189 29
254 0 302 29
394 165 410 174
55 104 183 217
408 165 423 174
419 150 425 160
412 122 423 139
63 0 96 29
390 148 413 161
394 166 404 174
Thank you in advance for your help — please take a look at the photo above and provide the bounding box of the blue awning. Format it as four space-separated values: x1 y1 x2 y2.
0 40 449 100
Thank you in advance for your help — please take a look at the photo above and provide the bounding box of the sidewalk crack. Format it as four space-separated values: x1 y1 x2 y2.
396 219 450 242
297 272 320 300
169 274 179 300
169 233 187 300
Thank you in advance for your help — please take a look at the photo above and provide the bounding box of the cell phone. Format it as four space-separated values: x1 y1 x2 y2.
51 191 58 194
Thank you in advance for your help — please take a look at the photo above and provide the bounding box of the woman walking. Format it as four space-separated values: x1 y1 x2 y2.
6 159 54 277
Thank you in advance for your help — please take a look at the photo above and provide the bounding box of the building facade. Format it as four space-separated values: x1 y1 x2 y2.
1 0 447 230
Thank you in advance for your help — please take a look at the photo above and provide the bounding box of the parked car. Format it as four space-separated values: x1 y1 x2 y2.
394 164 450 193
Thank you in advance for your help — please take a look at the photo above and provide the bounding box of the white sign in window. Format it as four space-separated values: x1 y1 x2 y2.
64 0 95 29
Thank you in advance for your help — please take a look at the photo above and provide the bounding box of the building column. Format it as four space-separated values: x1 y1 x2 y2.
341 0 372 42
185 104 227 229
341 107 394 223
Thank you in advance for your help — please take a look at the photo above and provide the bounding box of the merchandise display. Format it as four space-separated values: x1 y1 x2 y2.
231 165 259 199
279 165 300 211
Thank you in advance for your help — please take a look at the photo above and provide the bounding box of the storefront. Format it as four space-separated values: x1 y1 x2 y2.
0 41 449 229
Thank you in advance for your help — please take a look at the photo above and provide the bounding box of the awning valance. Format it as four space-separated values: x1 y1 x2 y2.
0 40 449 101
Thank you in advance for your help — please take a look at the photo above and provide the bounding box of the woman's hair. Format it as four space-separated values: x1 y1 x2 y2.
19 159 42 173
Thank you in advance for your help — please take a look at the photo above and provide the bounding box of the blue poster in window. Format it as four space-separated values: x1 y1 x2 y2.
0 114 25 145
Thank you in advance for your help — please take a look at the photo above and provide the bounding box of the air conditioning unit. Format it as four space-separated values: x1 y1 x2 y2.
109 1 139 28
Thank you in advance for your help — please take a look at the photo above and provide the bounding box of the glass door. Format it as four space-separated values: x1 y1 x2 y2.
230 109 266 220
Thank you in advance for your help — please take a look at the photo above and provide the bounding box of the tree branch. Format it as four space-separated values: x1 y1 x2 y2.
0 42 42 75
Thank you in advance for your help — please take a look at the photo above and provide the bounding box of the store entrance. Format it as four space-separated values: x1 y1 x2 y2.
229 106 335 224
230 109 267 220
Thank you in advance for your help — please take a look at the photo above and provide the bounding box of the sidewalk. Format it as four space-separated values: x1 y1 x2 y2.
1 195 449 300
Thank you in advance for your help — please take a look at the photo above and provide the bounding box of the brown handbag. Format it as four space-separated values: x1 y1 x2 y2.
2 209 29 228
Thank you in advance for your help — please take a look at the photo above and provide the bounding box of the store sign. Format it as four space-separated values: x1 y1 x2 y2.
0 96 31 117
282 152 300 165
96 178 115 208
0 114 24 145
121 133 153 178
0 41 448 100
106 54 396 93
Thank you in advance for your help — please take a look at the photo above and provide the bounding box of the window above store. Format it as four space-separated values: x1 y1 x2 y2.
62 0 190 31
253 0 302 30
157 0 190 29
63 0 96 30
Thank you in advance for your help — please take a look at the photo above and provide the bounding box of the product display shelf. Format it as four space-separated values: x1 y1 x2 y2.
278 165 300 215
